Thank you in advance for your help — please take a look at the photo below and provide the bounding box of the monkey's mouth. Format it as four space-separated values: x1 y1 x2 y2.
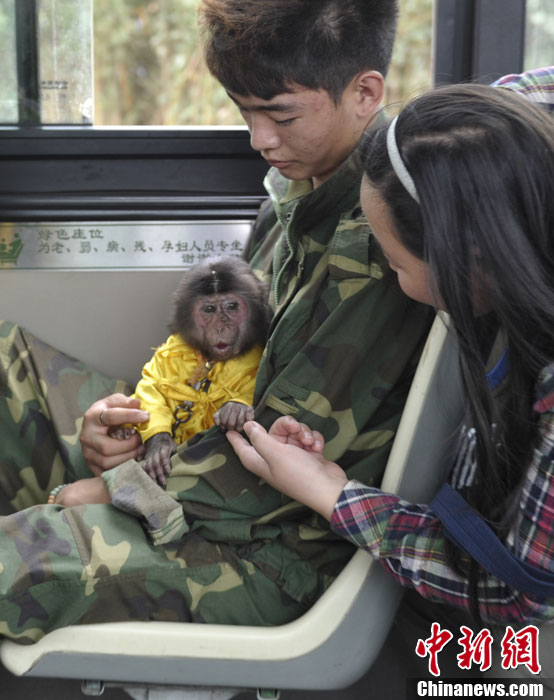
213 343 233 357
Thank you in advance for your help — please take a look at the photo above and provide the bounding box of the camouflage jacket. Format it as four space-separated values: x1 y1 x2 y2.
106 150 433 609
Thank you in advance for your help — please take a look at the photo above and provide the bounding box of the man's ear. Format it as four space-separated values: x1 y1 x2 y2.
351 70 385 120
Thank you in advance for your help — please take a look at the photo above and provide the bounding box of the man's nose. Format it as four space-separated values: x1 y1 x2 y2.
249 115 281 152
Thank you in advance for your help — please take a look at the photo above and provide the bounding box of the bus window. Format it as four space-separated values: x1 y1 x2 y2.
93 0 240 126
93 0 434 126
385 0 434 113
0 0 93 125
1 0 434 127
39 0 93 124
0 0 18 123
524 0 554 70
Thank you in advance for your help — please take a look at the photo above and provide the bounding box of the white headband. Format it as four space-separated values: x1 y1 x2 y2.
386 115 420 204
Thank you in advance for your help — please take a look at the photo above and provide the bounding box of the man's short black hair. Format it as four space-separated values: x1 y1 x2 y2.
199 0 398 102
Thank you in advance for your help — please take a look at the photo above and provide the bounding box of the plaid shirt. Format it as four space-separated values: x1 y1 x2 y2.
331 361 554 625
492 65 554 112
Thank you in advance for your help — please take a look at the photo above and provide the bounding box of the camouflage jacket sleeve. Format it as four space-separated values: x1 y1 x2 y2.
104 151 434 607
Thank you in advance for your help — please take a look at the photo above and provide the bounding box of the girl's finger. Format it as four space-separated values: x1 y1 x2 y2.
226 429 269 477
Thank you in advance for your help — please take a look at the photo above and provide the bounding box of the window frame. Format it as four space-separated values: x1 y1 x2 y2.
0 126 268 222
433 0 526 85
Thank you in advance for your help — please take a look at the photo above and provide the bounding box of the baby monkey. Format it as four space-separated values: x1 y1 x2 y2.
111 257 269 485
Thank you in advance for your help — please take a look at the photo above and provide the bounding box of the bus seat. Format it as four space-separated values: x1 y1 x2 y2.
0 314 463 697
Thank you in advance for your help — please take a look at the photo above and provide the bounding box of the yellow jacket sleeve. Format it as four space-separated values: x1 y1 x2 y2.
133 343 178 443
213 345 262 407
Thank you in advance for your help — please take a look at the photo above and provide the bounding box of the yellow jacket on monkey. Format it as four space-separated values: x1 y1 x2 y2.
134 334 263 445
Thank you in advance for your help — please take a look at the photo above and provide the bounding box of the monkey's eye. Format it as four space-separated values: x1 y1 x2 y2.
202 304 216 314
225 302 239 312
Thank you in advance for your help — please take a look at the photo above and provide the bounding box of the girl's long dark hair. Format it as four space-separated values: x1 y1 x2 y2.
361 84 554 620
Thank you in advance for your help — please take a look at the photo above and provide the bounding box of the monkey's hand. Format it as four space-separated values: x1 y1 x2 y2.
142 432 177 486
213 401 255 432
108 426 137 441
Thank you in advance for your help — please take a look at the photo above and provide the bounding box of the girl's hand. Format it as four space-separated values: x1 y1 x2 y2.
226 418 348 520
266 415 325 452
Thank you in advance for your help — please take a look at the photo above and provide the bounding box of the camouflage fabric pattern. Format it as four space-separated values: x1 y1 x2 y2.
0 150 432 643
0 498 304 644
0 321 130 513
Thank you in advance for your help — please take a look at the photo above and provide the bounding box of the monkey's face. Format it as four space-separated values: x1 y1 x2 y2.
191 293 250 361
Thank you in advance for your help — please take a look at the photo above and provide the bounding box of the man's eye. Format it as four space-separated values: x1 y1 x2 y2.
275 117 295 126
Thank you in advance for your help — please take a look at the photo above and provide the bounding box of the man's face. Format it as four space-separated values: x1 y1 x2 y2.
228 83 368 188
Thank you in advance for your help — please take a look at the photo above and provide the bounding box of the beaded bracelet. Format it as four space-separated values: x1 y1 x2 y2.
47 483 69 504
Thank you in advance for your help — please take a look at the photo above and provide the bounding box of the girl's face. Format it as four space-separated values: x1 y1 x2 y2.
360 177 439 308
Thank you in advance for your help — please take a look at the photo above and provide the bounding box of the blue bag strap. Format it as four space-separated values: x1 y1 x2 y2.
430 483 554 598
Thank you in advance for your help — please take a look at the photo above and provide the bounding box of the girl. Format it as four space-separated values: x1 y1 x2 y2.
227 84 554 633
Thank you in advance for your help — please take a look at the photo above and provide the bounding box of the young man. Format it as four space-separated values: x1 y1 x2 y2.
0 0 433 641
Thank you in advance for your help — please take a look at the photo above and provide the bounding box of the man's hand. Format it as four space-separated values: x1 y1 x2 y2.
80 393 150 475
213 401 255 432
142 432 177 486
226 417 348 521
54 477 111 506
